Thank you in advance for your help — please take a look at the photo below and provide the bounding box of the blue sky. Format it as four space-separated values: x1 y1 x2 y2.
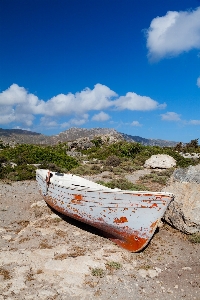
0 0 200 143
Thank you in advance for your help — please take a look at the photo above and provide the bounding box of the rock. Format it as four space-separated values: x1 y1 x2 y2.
162 164 200 234
144 154 176 169
173 164 200 183
179 152 200 159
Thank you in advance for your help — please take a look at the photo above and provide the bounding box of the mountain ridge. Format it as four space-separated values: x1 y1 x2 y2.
0 127 178 147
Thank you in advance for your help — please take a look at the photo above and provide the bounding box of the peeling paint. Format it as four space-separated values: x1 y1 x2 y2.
114 216 128 224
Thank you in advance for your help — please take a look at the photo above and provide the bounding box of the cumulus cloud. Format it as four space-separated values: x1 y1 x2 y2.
114 92 166 110
44 84 117 117
0 84 45 126
146 7 200 61
197 76 200 87
92 111 110 121
131 121 142 127
161 111 181 121
0 83 166 129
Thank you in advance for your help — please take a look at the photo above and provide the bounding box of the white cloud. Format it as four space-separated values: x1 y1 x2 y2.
114 92 166 111
0 113 16 124
146 7 200 61
92 111 110 121
0 84 27 105
40 117 59 128
131 121 142 127
60 114 89 128
0 106 15 124
68 114 89 126
0 84 45 126
0 83 166 128
161 111 181 121
14 126 31 131
44 84 117 116
15 113 34 126
189 119 200 125
197 76 200 87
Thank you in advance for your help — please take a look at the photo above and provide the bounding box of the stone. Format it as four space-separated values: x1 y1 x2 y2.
173 164 200 183
179 152 200 159
162 164 200 234
144 154 176 169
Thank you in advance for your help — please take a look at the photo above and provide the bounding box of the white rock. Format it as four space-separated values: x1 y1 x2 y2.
163 164 200 234
144 154 176 169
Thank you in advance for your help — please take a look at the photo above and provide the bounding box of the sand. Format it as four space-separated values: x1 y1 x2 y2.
0 179 199 300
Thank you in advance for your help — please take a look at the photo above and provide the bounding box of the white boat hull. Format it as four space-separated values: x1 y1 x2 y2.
36 169 174 252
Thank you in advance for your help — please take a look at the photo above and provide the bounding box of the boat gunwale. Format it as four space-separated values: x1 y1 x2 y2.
36 169 174 198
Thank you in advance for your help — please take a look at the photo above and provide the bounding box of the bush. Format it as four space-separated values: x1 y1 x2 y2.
6 165 36 181
82 141 144 160
105 155 121 167
97 178 148 191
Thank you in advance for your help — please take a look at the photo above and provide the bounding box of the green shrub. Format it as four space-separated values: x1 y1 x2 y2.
82 141 144 160
1 143 79 171
97 178 148 191
6 164 36 181
71 164 101 176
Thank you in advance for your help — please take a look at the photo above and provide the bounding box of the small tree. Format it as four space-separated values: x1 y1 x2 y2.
186 139 199 150
174 142 183 152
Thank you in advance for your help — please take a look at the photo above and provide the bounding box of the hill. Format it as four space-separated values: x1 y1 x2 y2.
0 127 178 147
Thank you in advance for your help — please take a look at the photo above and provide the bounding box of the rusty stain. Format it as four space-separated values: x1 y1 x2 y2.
71 194 83 203
114 216 128 224
149 220 158 233
150 203 158 208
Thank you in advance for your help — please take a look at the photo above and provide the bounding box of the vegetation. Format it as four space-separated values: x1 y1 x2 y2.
0 143 79 180
188 232 200 244
175 138 199 153
138 169 174 186
81 140 199 168
105 261 122 270
97 178 148 191
91 261 122 278
0 138 199 181
91 268 105 278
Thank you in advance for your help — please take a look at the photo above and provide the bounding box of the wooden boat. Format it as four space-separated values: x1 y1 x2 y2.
36 169 174 252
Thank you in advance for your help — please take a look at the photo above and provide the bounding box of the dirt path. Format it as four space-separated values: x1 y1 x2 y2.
0 180 199 300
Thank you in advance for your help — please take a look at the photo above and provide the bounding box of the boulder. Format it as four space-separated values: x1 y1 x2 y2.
144 154 176 169
162 164 200 234
179 152 200 159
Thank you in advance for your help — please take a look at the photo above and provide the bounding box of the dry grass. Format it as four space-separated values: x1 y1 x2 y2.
19 237 30 244
54 253 68 260
188 233 200 243
91 267 105 278
55 229 67 237
68 246 86 257
17 220 30 227
0 267 11 280
39 239 53 249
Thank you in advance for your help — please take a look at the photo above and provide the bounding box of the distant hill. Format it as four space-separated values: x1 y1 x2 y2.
0 127 178 147
120 133 178 147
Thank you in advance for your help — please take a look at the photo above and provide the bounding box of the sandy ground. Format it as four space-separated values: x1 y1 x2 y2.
0 177 200 300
